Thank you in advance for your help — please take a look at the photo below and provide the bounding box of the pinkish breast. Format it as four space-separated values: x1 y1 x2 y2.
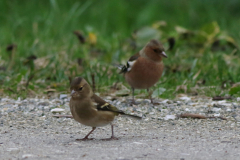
125 57 164 89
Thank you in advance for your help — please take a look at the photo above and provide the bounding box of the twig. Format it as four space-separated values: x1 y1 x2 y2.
77 58 83 66
26 73 35 89
68 76 72 84
177 113 227 120
177 113 206 119
167 37 175 50
73 30 85 44
212 96 232 101
7 44 17 71
206 116 227 120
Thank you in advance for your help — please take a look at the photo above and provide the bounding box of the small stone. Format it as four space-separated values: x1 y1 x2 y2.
51 108 65 113
6 148 20 154
22 154 35 159
226 108 232 112
179 97 191 102
60 94 68 100
143 99 151 104
44 106 50 111
38 101 50 106
162 99 170 104
164 115 176 120
185 108 190 111
212 107 221 112
237 97 240 102
214 113 221 117
189 103 198 106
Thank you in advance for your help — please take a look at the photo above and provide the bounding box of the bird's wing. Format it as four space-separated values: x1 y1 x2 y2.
91 94 119 113
119 53 140 73
128 53 140 61
91 94 142 120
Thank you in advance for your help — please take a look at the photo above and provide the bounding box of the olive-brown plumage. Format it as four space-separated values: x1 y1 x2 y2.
70 77 141 140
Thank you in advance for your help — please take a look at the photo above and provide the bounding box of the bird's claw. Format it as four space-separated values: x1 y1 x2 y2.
76 137 94 141
102 136 119 141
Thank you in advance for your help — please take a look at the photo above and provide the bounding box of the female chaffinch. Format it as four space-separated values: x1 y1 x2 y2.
70 77 141 140
119 39 167 104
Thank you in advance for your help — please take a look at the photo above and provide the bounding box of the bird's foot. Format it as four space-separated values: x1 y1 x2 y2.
76 137 94 141
102 136 119 141
110 136 119 140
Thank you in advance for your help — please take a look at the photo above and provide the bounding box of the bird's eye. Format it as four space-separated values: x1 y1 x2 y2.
78 87 83 91
153 49 158 52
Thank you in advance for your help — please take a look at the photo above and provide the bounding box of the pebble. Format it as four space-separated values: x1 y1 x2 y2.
164 115 176 120
59 94 68 100
6 148 20 154
179 97 191 101
0 95 239 130
22 154 35 159
161 99 169 103
212 107 221 112
226 108 232 112
185 108 190 111
237 97 240 102
50 108 65 113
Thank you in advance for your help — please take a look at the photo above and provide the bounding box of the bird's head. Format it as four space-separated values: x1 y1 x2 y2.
70 77 92 99
141 39 167 62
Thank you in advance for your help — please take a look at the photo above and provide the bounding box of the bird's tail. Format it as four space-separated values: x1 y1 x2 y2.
112 64 124 70
118 111 142 120
123 114 142 120
112 63 127 74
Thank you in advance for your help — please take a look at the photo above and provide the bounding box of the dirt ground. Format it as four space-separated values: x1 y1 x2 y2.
1 117 240 160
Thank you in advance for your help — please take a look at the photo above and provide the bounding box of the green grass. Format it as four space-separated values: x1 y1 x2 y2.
0 0 240 99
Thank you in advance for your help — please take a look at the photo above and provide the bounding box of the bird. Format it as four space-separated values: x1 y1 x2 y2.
118 39 167 104
70 77 142 140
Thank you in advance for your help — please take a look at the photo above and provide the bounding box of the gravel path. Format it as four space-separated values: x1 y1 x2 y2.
0 95 240 160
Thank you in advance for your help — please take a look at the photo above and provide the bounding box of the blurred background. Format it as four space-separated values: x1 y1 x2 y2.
0 0 240 99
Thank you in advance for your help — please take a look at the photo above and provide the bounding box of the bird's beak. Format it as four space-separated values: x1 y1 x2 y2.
161 51 167 58
71 90 76 96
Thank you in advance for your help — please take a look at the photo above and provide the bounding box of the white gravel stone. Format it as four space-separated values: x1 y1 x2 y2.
50 108 65 113
22 154 35 159
6 148 20 154
226 108 232 112
161 99 170 104
179 96 191 101
164 115 176 120
59 94 68 100
212 107 221 112
237 97 240 101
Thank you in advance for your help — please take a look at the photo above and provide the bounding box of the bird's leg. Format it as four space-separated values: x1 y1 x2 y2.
76 127 96 141
130 87 137 105
147 88 154 104
110 124 118 140
102 124 118 140
147 88 160 105
132 87 135 102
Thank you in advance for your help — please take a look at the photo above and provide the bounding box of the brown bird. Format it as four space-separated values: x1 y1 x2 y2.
119 39 167 104
70 77 141 140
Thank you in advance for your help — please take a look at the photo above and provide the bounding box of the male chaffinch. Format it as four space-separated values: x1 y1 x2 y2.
119 39 167 104
70 77 141 140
